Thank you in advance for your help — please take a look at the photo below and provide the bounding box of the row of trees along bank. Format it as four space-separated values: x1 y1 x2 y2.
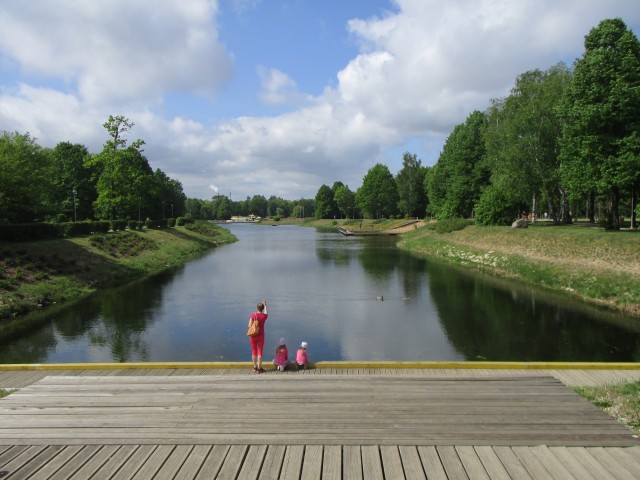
312 18 640 229
0 116 186 226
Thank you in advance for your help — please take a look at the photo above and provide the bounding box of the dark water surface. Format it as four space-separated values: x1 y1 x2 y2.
2 223 639 363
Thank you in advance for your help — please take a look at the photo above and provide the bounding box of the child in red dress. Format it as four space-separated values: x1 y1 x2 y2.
296 341 308 370
273 337 290 371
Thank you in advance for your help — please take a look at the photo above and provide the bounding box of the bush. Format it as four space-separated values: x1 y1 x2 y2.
167 217 176 228
176 216 186 226
429 218 473 233
474 187 517 226
92 221 110 233
145 219 164 229
127 220 138 231
110 219 127 231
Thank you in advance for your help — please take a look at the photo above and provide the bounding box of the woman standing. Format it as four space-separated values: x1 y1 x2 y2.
248 299 268 373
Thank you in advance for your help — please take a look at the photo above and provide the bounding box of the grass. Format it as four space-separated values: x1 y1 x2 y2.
0 389 15 399
399 221 640 317
575 380 640 434
0 222 236 339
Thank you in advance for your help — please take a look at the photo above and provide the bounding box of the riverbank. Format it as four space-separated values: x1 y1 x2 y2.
0 222 236 339
398 221 640 319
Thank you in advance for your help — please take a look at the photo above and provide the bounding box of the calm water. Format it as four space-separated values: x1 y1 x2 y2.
2 223 639 363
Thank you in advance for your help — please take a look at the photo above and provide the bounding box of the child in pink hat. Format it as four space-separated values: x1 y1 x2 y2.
296 341 308 370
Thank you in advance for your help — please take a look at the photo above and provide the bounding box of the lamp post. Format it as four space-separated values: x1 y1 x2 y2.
72 189 77 222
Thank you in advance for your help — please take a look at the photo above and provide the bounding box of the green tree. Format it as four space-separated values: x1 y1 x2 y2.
485 64 572 223
429 111 489 219
88 116 148 220
560 18 640 229
395 152 427 218
48 142 96 221
248 195 268 217
0 132 50 223
315 184 335 219
356 164 399 218
334 185 356 219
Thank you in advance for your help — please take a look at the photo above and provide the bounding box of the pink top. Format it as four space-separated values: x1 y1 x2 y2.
250 312 268 338
274 346 288 365
296 348 307 364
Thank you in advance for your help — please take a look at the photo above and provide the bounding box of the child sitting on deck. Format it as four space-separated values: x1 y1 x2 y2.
296 341 309 370
273 337 290 371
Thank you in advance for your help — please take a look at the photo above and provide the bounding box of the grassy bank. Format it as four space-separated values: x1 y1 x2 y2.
0 222 236 339
575 380 640 434
398 221 640 318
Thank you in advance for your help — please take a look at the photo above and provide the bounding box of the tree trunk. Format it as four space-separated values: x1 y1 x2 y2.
531 193 537 222
631 185 637 230
588 190 596 223
560 189 572 224
610 186 620 230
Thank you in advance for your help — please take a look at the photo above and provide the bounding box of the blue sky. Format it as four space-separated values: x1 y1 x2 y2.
1 0 639 200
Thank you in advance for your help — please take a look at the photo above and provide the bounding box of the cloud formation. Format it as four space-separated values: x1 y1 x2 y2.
0 0 638 200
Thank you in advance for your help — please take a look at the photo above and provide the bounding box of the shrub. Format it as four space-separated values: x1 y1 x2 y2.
474 187 517 226
127 220 138 231
110 219 127 231
167 217 176 228
176 216 186 226
431 218 473 233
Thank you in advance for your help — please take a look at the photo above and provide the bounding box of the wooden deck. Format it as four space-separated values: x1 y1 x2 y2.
1 368 639 478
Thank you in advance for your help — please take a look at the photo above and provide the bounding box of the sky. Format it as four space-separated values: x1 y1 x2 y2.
1 1 639 201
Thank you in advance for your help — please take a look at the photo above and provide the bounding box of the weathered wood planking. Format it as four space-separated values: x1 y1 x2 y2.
1 444 639 479
0 375 637 447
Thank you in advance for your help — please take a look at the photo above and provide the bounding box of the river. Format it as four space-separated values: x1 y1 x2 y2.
1 223 639 363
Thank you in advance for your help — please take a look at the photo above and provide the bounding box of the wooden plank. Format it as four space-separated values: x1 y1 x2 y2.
152 445 194 480
237 445 267 480
195 444 230 479
173 445 212 480
129 444 176 479
322 445 342 480
0 445 47 478
512 446 555 480
380 446 404 479
216 445 248 480
110 445 158 480
47 445 102 480
604 446 640 476
492 447 533 480
473 446 511 480
24 445 84 480
280 445 304 480
0 445 28 467
343 445 362 480
586 447 638 480
398 446 426 480
437 446 469 480
258 444 286 480
455 446 490 480
91 445 141 479
526 445 577 480
301 445 323 480
545 447 600 480
417 446 447 480
3 445 65 479
68 445 122 480
361 445 383 480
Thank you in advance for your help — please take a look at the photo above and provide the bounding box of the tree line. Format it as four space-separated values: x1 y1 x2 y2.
309 18 639 229
0 116 186 225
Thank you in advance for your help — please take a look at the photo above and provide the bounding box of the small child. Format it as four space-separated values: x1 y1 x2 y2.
296 341 308 370
273 337 290 372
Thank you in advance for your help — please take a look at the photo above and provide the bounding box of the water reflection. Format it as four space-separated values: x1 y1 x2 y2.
1 223 639 363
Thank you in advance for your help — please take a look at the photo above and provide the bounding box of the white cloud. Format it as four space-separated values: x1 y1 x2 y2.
0 0 638 200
